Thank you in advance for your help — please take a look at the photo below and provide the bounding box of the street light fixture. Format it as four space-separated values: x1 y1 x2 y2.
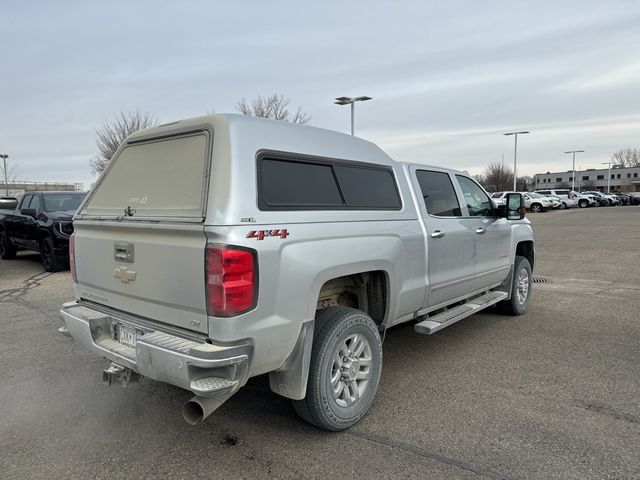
564 150 585 192
334 96 372 136
503 131 530 191
0 154 9 196
602 161 613 193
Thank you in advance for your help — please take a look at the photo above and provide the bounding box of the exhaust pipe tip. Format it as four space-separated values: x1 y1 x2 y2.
182 399 206 425
182 394 231 425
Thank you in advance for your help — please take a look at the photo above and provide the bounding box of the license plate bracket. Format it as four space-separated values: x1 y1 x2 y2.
118 325 137 348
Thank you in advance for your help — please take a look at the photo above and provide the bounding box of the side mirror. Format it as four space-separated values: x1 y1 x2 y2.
21 208 37 217
506 193 525 220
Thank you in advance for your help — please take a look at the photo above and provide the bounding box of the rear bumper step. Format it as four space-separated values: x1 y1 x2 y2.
60 302 250 396
414 291 508 335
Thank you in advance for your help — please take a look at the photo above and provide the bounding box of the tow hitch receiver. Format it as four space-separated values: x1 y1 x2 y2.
103 362 141 387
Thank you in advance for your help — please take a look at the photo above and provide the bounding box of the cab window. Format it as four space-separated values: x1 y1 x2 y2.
415 170 461 217
456 175 494 217
29 195 42 213
20 195 33 210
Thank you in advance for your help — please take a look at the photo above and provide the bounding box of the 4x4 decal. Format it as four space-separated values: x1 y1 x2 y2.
246 229 289 240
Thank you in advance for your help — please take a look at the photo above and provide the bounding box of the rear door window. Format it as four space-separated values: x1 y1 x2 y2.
415 170 461 216
82 131 211 219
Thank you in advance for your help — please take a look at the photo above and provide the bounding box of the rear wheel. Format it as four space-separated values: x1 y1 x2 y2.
40 237 63 272
499 256 532 316
0 230 17 259
292 307 383 431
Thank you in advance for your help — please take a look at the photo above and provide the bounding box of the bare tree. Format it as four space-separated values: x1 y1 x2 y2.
89 110 158 175
611 148 640 168
236 94 311 125
480 162 514 192
0 158 19 183
516 175 534 192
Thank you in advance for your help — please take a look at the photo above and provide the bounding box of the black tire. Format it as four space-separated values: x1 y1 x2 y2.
498 256 532 316
578 199 588 208
561 202 568 209
292 307 383 431
530 203 542 213
0 230 17 260
40 237 63 272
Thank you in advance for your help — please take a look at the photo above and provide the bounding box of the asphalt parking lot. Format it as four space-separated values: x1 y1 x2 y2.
1 206 639 480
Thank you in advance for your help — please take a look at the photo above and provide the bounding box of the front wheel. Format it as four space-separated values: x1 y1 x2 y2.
530 203 542 213
578 199 588 208
40 237 63 272
292 307 383 431
498 256 532 316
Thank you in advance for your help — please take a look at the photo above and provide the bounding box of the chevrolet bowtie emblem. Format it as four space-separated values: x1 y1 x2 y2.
114 266 137 283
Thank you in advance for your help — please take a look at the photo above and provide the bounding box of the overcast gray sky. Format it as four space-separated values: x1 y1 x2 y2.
2 0 639 188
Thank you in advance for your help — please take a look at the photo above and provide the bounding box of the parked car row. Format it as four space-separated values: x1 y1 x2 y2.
491 189 640 212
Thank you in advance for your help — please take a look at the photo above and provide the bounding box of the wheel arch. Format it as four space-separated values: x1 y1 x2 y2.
516 240 535 271
269 266 393 401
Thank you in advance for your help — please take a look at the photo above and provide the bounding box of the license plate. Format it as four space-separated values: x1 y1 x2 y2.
118 325 137 347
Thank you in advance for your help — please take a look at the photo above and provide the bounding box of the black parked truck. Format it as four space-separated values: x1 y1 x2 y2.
0 191 86 271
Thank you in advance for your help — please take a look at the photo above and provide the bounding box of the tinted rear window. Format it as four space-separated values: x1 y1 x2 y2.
333 165 400 208
259 156 401 210
260 159 343 207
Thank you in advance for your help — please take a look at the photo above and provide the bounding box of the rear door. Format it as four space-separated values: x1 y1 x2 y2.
413 168 476 307
455 175 511 290
74 129 213 333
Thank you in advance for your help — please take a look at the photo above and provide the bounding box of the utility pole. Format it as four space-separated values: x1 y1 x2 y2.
0 154 9 196
503 131 530 191
602 161 613 193
564 150 584 192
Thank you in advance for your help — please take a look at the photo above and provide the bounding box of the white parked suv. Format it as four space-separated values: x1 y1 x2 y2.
534 189 581 209
492 192 552 212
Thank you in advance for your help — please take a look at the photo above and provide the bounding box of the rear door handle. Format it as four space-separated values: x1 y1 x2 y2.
475 227 487 235
430 230 445 239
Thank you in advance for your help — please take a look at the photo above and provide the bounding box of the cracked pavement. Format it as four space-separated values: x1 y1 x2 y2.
1 207 639 479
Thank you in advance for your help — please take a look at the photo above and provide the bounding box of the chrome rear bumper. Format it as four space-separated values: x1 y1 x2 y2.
60 301 251 397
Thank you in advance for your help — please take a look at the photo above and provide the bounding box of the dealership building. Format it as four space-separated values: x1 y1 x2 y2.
534 165 640 192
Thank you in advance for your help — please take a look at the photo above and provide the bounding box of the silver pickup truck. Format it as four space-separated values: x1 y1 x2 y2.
60 114 534 431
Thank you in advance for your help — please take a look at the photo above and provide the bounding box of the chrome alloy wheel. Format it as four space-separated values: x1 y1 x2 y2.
329 333 372 408
516 267 530 306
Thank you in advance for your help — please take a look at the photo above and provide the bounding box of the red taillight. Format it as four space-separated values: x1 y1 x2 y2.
69 233 77 283
205 245 257 317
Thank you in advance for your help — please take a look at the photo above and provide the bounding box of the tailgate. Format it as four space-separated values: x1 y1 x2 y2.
74 222 208 333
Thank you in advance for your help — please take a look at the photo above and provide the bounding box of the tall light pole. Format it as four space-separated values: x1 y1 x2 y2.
0 154 9 196
503 131 530 191
565 150 584 192
334 96 372 136
602 161 613 193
